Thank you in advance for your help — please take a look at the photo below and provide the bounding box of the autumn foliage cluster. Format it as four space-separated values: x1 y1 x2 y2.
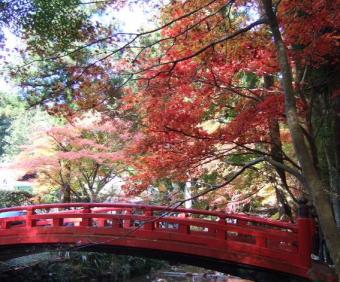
122 0 338 194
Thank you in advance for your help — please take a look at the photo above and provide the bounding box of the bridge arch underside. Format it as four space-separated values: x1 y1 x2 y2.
0 232 309 282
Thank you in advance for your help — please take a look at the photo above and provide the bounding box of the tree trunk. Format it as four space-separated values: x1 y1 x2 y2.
324 128 340 230
265 75 293 219
269 119 293 220
61 163 71 203
184 180 192 209
324 73 340 229
262 0 340 279
333 94 340 229
62 183 71 203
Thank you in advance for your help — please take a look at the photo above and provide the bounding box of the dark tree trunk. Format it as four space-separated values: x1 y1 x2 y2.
324 66 340 229
61 163 72 203
332 95 340 229
62 183 71 203
265 75 293 220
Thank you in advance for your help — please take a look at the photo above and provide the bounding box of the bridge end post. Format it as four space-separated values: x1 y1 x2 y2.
297 198 315 269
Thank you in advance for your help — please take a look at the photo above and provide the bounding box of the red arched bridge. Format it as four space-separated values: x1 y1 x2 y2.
0 203 315 279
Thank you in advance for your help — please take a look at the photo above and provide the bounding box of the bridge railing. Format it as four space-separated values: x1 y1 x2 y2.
0 203 315 271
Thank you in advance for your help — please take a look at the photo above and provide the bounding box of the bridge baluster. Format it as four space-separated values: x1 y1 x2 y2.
26 208 36 228
237 219 247 226
80 207 92 227
256 235 267 248
123 208 132 229
53 217 63 227
112 212 122 229
143 208 154 230
97 218 106 227
0 220 9 229
215 217 226 240
178 213 190 234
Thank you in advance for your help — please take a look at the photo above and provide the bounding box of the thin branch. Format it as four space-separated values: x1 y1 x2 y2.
132 18 267 78
20 0 222 68
263 156 306 186
180 157 265 202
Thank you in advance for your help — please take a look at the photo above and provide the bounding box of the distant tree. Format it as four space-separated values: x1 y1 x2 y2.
18 112 134 202
0 91 27 158
0 0 93 49
1 0 125 110
2 107 57 160
0 190 33 208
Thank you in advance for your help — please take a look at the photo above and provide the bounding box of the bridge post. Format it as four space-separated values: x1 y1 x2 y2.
97 218 106 227
80 206 92 227
26 207 36 228
298 199 315 268
256 235 267 248
178 213 190 234
143 208 154 230
112 213 122 229
123 208 133 228
216 216 226 240
53 217 63 227
0 219 9 229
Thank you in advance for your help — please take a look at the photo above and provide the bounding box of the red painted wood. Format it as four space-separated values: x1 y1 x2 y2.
0 203 315 278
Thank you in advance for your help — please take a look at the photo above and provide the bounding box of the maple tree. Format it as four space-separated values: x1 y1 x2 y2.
17 112 133 202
